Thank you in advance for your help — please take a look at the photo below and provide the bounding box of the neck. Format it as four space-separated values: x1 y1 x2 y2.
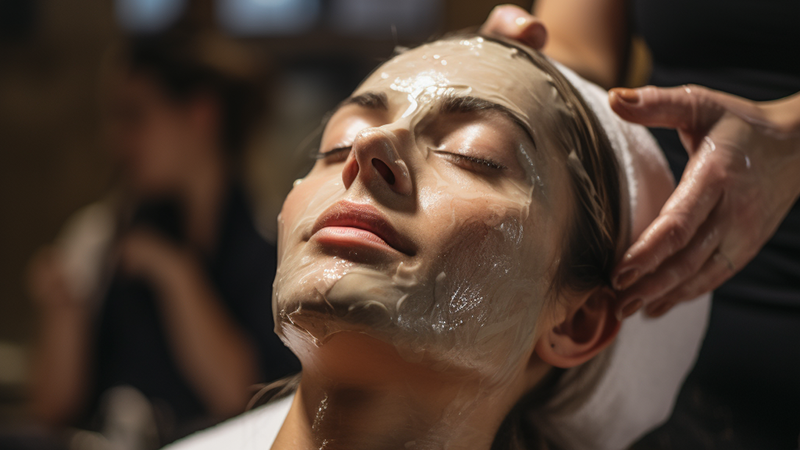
272 332 540 450
179 145 229 253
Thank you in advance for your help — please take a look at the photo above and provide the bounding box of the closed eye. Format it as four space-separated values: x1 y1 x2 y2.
316 146 352 163
434 150 507 171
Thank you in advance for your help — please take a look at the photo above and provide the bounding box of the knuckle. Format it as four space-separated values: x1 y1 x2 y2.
683 84 704 95
699 160 730 188
664 212 694 250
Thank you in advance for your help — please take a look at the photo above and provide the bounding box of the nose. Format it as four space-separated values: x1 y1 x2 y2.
342 127 413 196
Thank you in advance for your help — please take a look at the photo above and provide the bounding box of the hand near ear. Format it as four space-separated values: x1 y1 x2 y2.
609 86 800 318
536 288 621 368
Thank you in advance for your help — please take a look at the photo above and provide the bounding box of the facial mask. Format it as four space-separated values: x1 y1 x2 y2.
273 37 581 385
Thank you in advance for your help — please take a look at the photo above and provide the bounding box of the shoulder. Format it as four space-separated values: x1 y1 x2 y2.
164 394 294 450
55 199 117 302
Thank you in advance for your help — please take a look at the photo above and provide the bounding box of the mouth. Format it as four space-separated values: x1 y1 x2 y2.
311 201 416 256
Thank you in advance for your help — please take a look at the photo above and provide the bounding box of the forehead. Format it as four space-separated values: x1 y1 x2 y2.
355 37 569 128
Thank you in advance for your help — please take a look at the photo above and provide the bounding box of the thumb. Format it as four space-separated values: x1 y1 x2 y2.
480 5 548 50
609 85 726 133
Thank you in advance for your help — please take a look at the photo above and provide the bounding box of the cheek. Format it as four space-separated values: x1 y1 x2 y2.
134 116 183 172
432 197 546 321
397 194 551 379
278 171 346 252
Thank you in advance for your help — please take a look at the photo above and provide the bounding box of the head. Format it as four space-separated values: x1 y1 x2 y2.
104 34 263 196
274 35 622 388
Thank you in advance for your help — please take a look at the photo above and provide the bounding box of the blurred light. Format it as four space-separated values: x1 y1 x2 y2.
115 0 187 34
217 0 321 36
329 0 442 40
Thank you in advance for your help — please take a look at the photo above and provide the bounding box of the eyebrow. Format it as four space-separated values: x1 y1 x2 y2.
440 95 537 149
330 92 536 149
334 91 389 113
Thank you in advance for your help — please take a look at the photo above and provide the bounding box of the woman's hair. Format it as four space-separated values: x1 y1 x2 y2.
254 34 622 450
116 32 266 158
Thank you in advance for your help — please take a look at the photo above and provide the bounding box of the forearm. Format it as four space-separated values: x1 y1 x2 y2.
29 308 92 425
534 0 630 88
154 266 259 417
763 91 800 135
539 40 621 89
765 92 800 202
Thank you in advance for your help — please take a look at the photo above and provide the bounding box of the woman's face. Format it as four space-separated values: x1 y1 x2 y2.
275 38 575 382
107 72 204 196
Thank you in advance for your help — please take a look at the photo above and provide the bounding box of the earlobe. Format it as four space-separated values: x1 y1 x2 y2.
535 287 621 369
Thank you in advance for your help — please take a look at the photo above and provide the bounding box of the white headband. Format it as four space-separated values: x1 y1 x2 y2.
537 61 712 449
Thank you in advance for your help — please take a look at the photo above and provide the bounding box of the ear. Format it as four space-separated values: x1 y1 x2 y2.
535 287 621 368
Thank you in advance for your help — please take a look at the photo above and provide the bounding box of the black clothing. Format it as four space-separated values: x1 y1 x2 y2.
90 186 300 442
630 0 800 447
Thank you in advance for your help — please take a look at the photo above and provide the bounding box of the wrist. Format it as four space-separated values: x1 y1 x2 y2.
763 92 800 135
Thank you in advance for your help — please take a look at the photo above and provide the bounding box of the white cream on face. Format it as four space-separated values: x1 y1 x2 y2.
273 37 576 385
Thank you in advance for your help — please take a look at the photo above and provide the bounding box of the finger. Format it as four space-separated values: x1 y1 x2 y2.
479 5 548 49
616 211 724 316
609 85 726 133
644 249 736 317
613 156 725 290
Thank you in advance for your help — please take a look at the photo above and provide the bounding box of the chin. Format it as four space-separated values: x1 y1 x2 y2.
273 213 547 384
273 264 537 385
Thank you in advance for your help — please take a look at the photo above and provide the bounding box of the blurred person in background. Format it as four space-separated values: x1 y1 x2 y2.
24 32 299 449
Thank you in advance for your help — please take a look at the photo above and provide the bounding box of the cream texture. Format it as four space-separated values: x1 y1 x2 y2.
272 37 579 385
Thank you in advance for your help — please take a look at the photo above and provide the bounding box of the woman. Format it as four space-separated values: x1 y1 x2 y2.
165 34 709 450
26 33 299 447
483 3 800 447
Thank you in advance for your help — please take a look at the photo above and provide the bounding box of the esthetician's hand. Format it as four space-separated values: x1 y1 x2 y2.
610 86 800 317
479 4 548 50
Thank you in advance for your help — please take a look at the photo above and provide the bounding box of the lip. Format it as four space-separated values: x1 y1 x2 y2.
311 202 415 256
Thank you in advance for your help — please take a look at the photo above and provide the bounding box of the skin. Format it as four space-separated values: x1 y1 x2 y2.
270 38 619 450
481 4 800 318
28 72 259 424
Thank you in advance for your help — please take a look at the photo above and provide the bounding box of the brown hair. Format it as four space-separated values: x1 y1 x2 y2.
116 32 266 158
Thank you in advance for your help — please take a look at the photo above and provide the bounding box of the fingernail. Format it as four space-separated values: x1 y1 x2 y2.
613 268 639 290
612 88 641 105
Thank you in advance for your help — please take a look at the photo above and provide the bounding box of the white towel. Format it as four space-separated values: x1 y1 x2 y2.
539 62 711 450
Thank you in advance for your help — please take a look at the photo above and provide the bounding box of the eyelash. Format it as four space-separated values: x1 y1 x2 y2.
434 151 507 171
316 147 506 171
316 146 351 162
